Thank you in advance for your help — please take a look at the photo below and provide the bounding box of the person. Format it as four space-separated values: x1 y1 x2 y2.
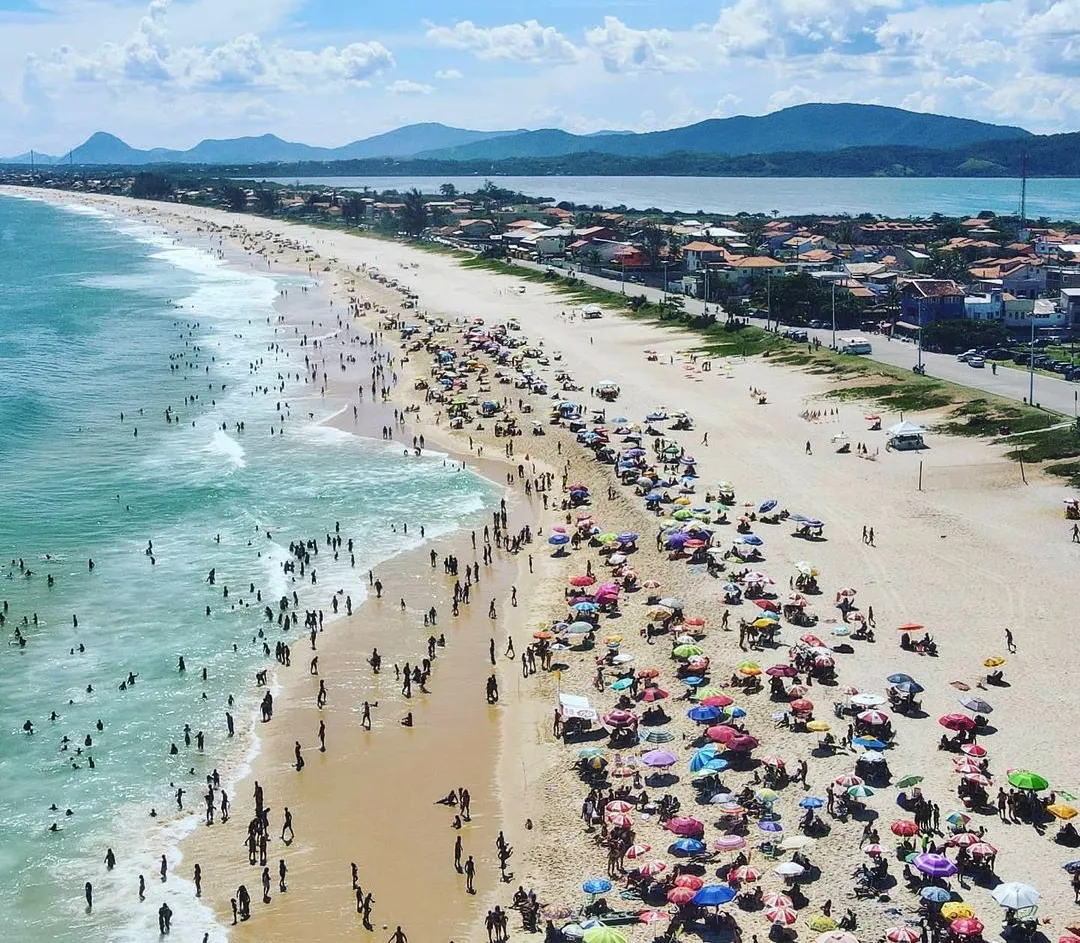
158 901 172 934
85 881 93 911
294 741 305 771
278 858 288 892
464 855 476 893
454 835 463 872
282 807 294 843
194 863 202 897
1005 628 1015 653
387 927 407 943
104 848 116 871
805 440 812 455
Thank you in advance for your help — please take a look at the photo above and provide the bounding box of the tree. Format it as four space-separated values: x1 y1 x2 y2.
922 319 1009 354
927 249 968 281
219 185 248 213
341 194 365 227
254 188 279 215
638 222 667 270
398 188 428 238
130 172 173 200
439 182 458 199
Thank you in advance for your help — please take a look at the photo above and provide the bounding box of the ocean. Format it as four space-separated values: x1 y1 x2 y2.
250 174 1080 219
0 193 497 943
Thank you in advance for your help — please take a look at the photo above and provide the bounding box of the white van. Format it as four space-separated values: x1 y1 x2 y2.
839 337 873 355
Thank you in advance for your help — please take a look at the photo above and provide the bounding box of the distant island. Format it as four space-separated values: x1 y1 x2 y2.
3 103 1075 178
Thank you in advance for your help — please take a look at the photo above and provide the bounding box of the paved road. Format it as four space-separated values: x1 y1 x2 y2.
512 257 1080 418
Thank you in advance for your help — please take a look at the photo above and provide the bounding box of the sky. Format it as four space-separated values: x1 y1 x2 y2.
1 0 1079 155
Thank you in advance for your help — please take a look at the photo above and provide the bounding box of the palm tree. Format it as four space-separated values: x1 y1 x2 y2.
399 188 428 238
439 183 458 199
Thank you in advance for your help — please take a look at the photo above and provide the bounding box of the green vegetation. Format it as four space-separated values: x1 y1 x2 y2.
1044 461 1080 488
1004 424 1080 463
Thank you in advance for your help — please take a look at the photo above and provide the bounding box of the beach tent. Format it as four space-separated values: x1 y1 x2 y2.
886 421 926 451
559 693 598 722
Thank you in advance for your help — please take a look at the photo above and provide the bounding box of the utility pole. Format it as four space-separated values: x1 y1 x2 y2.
917 298 924 371
1029 312 1036 406
830 281 837 350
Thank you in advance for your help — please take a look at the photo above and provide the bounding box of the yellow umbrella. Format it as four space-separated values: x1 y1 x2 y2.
983 657 1006 668
806 720 831 732
738 661 762 676
1048 804 1078 820
674 496 692 506
808 916 838 932
940 902 974 920
753 618 777 629
603 635 624 645
647 607 673 620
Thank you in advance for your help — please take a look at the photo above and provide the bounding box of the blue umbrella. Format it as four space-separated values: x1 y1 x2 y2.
1062 861 1080 874
887 673 915 684
617 532 639 543
682 676 703 687
920 886 952 903
725 707 747 719
572 601 598 612
690 749 728 774
759 499 778 513
758 820 784 833
582 878 613 896
611 678 634 691
671 838 706 855
739 534 764 546
645 491 665 502
693 885 737 906
688 705 722 723
894 680 924 694
853 736 888 750
548 533 570 545
799 796 825 809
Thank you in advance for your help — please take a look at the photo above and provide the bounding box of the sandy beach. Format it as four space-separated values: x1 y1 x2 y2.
9 185 1080 943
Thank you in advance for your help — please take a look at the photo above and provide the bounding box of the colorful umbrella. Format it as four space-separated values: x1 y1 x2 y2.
766 906 798 926
1007 769 1049 791
913 853 957 878
891 820 919 837
949 919 984 937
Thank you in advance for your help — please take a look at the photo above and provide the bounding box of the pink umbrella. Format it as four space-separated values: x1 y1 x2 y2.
940 713 976 731
640 860 668 876
887 929 920 943
711 835 746 851
706 724 739 743
857 710 890 725
729 865 761 883
569 575 596 587
969 842 997 857
727 734 760 752
761 755 786 768
641 687 669 702
754 599 780 612
665 816 705 836
800 634 826 647
953 759 983 775
674 874 704 890
834 773 864 787
765 906 797 925
700 694 733 708
790 698 814 713
602 709 639 728
865 843 886 856
950 918 984 937
639 909 668 925
625 843 651 859
667 886 697 905
767 664 799 678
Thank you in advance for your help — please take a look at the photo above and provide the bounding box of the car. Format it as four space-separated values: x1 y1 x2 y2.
809 320 825 329
968 356 986 368
956 349 978 362
783 329 808 342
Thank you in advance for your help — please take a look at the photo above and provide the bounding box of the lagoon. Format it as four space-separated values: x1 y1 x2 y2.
249 174 1080 219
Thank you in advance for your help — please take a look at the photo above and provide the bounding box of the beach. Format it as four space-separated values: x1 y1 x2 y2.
6 185 1080 943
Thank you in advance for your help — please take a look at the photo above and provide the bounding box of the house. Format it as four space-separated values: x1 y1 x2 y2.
573 226 619 243
853 221 937 243
1062 288 1080 327
457 219 495 238
967 258 1045 298
526 228 572 259
900 279 966 325
1005 298 1066 330
682 241 727 272
964 292 1003 321
720 256 788 285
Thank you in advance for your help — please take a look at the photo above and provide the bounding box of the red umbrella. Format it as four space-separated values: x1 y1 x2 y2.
754 599 780 612
639 910 669 925
640 860 667 876
606 800 634 814
800 634 826 647
766 664 798 678
706 724 739 743
896 622 924 632
961 744 988 758
729 865 761 883
569 575 596 587
667 886 697 905
727 734 760 753
763 892 793 908
765 905 797 925
969 842 997 857
665 816 705 836
890 819 919 837
950 918 984 937
953 758 982 774
857 709 889 725
948 832 979 847
625 843 651 859
641 687 669 702
602 709 639 728
699 694 733 708
887 928 921 943
761 755 786 768
790 698 814 713
939 713 976 731
637 667 661 679
834 773 863 787
674 874 704 890
683 616 706 627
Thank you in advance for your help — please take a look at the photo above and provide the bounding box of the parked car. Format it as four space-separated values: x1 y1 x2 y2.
783 329 808 342
968 356 986 368
957 349 978 362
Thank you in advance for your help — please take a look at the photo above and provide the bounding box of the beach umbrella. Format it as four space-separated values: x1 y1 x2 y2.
913 853 957 878
921 887 953 903
730 866 761 883
572 601 599 614
583 927 629 943
688 705 723 723
641 687 669 703
983 657 1006 668
737 660 762 676
790 698 815 714
775 862 806 877
948 833 979 848
1048 804 1078 820
896 622 923 632
991 882 1040 909
864 844 886 856
939 713 976 731
578 747 607 759
639 859 668 877
642 750 678 768
658 597 684 610
960 744 987 758
763 892 793 908
857 710 890 726
756 787 782 804
799 797 825 810
766 906 798 926
548 533 570 545
806 720 831 732
673 644 703 659
950 919 984 937
711 835 746 851
570 574 596 586
700 694 734 708
887 930 920 943
690 752 728 774
853 736 888 750
851 693 887 708
568 621 595 635
834 773 863 787
581 878 613 896
847 784 875 799
665 885 696 906
969 842 997 858
706 724 739 744
963 773 993 787
607 812 634 828
959 696 992 713
891 820 919 837
671 838 706 855
1007 769 1049 791
807 915 839 932
1064 861 1080 874
665 816 705 836
944 811 971 829
759 820 784 833
886 673 915 684
638 910 668 926
611 678 634 691
941 903 975 920
640 730 675 744
584 756 608 771
694 884 737 906
727 733 760 753
625 843 651 859
894 680 925 695
674 874 704 891
766 664 798 678
602 709 638 728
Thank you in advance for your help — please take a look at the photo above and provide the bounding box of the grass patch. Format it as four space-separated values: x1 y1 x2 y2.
1004 425 1080 463
937 399 1051 438
824 381 954 412
1044 460 1080 488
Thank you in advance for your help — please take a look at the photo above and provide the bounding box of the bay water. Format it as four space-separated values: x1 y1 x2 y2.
0 193 496 942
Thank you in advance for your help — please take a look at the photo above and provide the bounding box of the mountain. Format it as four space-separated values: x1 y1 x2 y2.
2 123 519 166
416 104 1033 160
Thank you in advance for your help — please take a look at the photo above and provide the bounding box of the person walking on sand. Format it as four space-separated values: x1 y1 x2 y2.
318 719 326 752
454 835 463 872
387 927 407 943
1073 522 1079 543
362 892 374 928
294 741 305 771
867 527 875 546
1005 628 1016 653
805 440 812 455
464 855 476 894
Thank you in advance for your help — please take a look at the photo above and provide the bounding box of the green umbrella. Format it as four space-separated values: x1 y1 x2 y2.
847 784 875 799
896 775 924 789
1008 770 1049 791
673 644 703 658
578 747 606 759
693 686 726 701
583 926 629 943
597 532 619 544
641 730 675 744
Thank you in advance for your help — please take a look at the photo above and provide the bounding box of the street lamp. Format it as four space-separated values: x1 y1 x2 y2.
1029 312 1036 406
830 281 837 350
917 298 924 371
660 260 671 300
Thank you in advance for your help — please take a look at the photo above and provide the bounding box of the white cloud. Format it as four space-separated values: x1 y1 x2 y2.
426 19 580 64
25 0 394 93
434 68 463 80
387 79 433 95
584 16 698 73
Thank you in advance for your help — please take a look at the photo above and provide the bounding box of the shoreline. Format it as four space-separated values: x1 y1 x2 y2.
7 185 1080 943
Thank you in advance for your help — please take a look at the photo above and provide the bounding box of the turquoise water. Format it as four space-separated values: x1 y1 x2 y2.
0 194 496 942
253 174 1079 218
